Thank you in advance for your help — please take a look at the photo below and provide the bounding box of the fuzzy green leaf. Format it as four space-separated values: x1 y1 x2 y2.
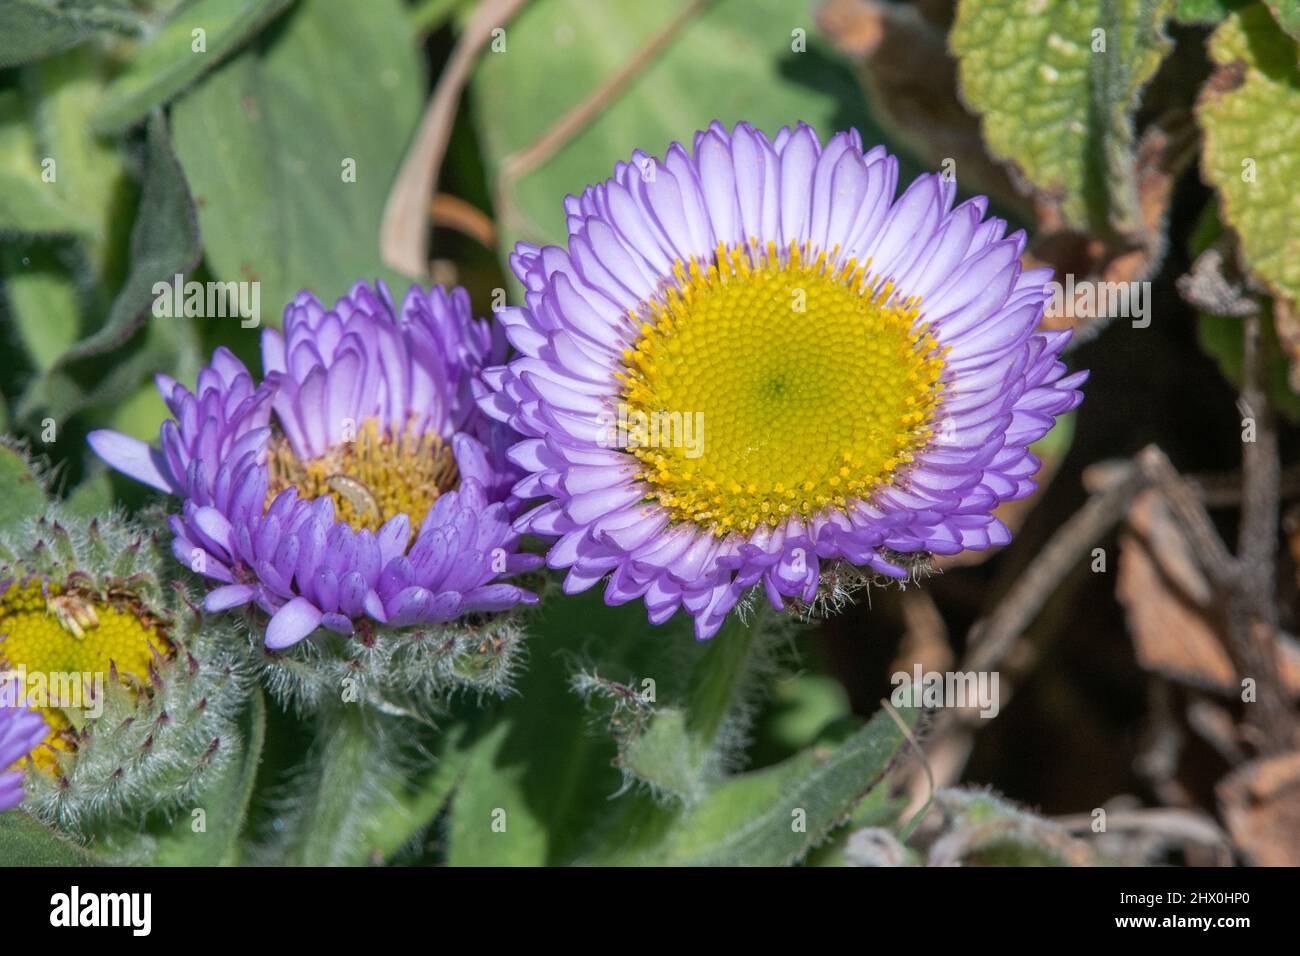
93 0 296 133
146 690 266 866
0 812 99 866
277 703 391 866
950 0 1175 234
170 0 422 322
357 731 470 864
16 112 201 426
1198 4 1300 306
28 45 134 282
612 611 770 802
445 592 688 866
0 0 135 68
926 788 1093 866
600 705 919 866
0 444 47 531
274 702 467 866
0 169 97 237
446 587 775 864
0 246 84 370
2 46 133 372
61 471 115 519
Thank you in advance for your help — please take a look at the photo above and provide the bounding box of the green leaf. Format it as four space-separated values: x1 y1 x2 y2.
274 702 466 867
19 316 202 433
0 0 137 68
759 673 853 756
0 443 47 530
950 0 1175 234
357 730 470 863
0 245 83 370
171 0 422 321
1198 4 1300 306
0 168 97 237
28 45 134 283
0 48 129 372
926 788 1093 866
276 703 387 866
599 705 919 866
610 609 774 802
146 690 266 866
471 0 895 255
1266 0 1300 39
0 812 99 866
16 112 201 426
447 587 773 864
61 111 199 363
62 470 114 518
444 595 675 866
1174 0 1242 25
410 0 466 34
93 0 296 133
446 718 551 866
1198 309 1300 421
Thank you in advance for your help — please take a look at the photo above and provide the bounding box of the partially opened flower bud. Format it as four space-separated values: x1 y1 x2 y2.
0 506 248 835
90 282 544 713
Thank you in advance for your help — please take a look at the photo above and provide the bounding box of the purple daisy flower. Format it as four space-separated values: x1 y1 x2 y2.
90 281 542 650
1 681 47 812
480 122 1086 640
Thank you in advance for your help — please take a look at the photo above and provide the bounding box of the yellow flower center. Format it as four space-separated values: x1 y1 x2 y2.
1 581 170 774
618 241 947 537
266 417 459 533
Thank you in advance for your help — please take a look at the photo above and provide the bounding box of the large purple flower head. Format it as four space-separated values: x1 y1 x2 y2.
1 680 47 812
91 281 542 651
481 122 1086 640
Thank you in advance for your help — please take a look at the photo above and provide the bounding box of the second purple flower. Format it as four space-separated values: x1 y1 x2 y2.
90 281 542 649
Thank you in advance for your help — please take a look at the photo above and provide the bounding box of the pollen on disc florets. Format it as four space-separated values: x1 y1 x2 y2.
617 240 947 537
265 416 459 533
0 579 170 775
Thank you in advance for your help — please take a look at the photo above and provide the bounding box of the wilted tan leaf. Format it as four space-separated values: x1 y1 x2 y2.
1118 489 1300 696
1217 751 1300 866
1118 532 1237 692
1117 490 1236 692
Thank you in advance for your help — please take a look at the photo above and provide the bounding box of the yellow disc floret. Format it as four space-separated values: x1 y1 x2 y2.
618 240 947 537
266 416 459 533
1 581 170 774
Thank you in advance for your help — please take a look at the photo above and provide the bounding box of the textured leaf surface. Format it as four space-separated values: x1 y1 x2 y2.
950 0 1174 233
0 0 131 68
0 169 97 237
15 112 201 433
603 705 919 866
171 0 422 321
446 585 781 864
0 444 47 531
1198 4 1300 306
0 813 99 866
94 0 296 133
2 47 132 371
